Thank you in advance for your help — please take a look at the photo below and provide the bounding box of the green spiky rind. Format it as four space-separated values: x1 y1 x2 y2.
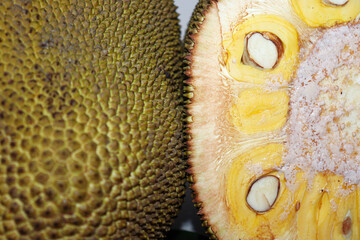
183 0 214 105
183 0 215 123
184 0 215 63
0 0 186 239
184 0 219 239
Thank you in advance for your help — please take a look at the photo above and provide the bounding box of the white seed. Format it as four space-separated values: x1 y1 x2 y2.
246 175 280 213
323 0 349 6
246 33 279 69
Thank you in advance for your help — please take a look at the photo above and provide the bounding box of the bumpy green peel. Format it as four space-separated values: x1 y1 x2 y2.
0 0 186 239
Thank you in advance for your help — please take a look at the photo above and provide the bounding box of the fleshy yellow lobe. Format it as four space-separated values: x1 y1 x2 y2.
291 0 360 27
230 89 289 134
224 15 299 85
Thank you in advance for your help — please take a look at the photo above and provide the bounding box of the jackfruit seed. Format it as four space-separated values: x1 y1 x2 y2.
246 175 280 213
323 0 349 6
242 32 284 70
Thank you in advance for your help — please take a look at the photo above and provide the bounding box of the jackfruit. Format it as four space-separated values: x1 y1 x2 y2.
185 0 360 239
0 0 186 239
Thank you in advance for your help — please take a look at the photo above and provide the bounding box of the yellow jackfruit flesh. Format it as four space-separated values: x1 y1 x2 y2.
224 15 299 85
0 0 186 239
230 89 289 134
291 0 360 27
185 0 360 239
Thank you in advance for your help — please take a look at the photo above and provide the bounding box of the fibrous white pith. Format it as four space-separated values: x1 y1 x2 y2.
284 23 360 186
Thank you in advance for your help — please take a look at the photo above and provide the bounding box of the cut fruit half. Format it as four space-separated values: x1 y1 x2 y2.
185 0 360 239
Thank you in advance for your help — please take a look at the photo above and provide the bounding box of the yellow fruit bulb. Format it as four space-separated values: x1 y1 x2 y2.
230 88 289 134
224 15 299 85
316 190 335 240
296 174 328 239
309 174 359 239
291 0 360 27
326 176 359 240
226 144 305 239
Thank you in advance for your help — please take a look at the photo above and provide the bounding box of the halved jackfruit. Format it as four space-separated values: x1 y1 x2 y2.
185 0 360 239
0 0 186 239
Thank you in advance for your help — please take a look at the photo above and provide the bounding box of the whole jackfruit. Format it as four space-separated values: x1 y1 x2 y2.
185 0 360 239
0 0 186 239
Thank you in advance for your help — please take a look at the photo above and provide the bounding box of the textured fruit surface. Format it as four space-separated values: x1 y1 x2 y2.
0 0 186 239
185 0 360 239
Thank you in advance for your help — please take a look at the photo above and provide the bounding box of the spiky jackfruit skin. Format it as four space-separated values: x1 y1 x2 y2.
0 0 186 239
184 1 218 239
